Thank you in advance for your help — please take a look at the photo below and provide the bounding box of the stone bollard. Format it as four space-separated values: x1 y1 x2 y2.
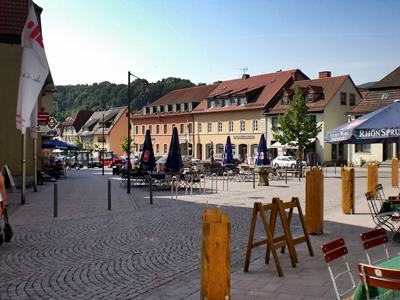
201 208 230 300
305 167 324 234
341 167 355 214
53 182 58 218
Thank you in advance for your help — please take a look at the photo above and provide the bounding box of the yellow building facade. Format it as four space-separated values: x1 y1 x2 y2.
193 109 265 161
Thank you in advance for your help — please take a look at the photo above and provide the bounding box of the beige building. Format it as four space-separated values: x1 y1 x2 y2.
265 72 362 164
346 65 400 165
59 110 93 145
0 1 55 179
193 69 308 161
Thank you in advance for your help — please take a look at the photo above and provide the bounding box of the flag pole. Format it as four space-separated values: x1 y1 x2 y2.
21 133 27 204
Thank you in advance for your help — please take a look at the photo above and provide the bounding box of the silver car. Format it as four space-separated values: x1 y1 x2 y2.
272 156 306 169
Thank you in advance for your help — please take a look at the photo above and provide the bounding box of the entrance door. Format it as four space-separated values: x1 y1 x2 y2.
196 144 202 160
239 144 247 162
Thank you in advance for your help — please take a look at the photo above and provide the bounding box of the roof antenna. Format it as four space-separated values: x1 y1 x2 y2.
240 67 248 75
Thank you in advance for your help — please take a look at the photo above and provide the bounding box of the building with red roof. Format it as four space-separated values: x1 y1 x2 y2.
192 69 308 161
265 71 362 164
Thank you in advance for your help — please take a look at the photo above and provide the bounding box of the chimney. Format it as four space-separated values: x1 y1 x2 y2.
319 71 331 79
242 74 250 80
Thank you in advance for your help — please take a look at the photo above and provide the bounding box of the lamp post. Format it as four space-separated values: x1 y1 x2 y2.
102 112 105 176
127 71 149 194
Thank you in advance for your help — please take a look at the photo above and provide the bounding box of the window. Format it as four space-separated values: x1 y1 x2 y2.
164 124 167 134
240 97 247 105
188 123 192 134
218 121 223 133
271 117 278 130
355 144 371 153
310 115 317 123
156 144 159 153
252 119 258 132
240 120 246 132
349 93 356 106
306 93 314 102
142 126 145 134
224 98 230 107
198 122 202 133
229 120 234 132
231 97 238 105
340 92 347 105
180 123 184 134
135 126 138 135
163 144 167 153
156 125 160 134
149 125 152 133
172 124 176 129
282 95 289 105
209 100 215 108
98 136 105 143
207 122 212 133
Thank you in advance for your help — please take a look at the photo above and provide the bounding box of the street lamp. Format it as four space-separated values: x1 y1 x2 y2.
127 71 149 194
102 112 105 176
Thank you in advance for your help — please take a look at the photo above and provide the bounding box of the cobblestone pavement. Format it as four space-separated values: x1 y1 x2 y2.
0 169 288 299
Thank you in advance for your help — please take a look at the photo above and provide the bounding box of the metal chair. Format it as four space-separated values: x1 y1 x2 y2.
365 192 400 239
321 238 356 300
360 228 390 265
358 263 400 300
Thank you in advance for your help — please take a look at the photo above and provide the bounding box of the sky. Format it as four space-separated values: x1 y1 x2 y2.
35 0 400 86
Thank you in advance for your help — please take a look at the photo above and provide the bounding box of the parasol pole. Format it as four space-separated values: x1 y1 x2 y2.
21 133 26 204
33 136 37 192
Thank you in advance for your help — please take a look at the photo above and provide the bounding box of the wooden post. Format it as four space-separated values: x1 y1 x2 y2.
392 157 398 188
341 167 355 214
201 208 230 300
305 167 323 234
367 162 378 197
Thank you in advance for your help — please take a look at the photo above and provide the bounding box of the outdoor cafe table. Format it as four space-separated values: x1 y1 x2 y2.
352 256 400 300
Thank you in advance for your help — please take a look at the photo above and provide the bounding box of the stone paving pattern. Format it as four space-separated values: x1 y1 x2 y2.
1 167 399 299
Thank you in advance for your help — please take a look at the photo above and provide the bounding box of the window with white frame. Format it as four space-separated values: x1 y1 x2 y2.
228 120 234 132
207 122 212 133
163 124 167 134
218 121 223 133
198 122 202 133
224 98 230 107
253 119 258 132
240 120 246 132
239 97 247 105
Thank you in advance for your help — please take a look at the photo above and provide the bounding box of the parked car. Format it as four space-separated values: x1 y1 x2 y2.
110 157 124 168
272 156 306 169
88 158 102 168
156 155 168 171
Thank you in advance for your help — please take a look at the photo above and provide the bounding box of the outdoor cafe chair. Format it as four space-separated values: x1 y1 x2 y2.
321 238 356 300
358 263 400 300
360 228 391 266
365 192 400 240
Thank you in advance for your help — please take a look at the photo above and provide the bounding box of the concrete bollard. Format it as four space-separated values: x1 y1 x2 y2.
53 182 58 218
149 177 153 205
252 170 255 189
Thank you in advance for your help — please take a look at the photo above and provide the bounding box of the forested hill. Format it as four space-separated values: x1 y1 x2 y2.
53 77 196 121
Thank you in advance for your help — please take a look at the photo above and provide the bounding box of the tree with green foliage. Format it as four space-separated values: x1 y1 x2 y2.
74 138 83 149
121 137 129 155
273 86 322 174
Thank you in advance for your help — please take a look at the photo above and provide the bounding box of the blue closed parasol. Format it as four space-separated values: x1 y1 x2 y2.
255 134 269 166
165 127 183 172
223 136 235 166
139 129 156 171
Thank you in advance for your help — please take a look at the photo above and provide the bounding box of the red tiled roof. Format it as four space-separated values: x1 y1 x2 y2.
149 84 218 106
266 75 351 115
348 89 400 115
0 0 28 35
370 65 400 89
193 69 308 114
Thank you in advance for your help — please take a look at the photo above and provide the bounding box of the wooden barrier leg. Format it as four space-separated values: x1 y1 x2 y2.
280 207 294 254
265 201 278 265
276 199 298 267
244 203 258 272
258 204 283 277
294 197 314 256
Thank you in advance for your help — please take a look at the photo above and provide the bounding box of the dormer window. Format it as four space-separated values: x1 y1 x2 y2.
306 93 314 102
149 106 153 114
282 95 289 105
231 97 238 105
164 104 169 112
224 98 230 107
143 107 146 115
188 102 193 111
172 104 177 112
239 97 247 105
209 100 215 108
157 106 161 113
180 103 185 112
